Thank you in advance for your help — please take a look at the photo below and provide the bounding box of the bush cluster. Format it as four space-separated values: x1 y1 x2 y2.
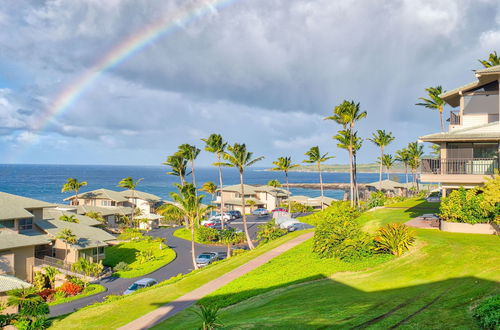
299 201 361 227
197 226 220 243
257 220 287 244
473 294 500 329
114 261 131 272
367 191 387 208
118 228 143 240
374 223 415 256
439 187 495 224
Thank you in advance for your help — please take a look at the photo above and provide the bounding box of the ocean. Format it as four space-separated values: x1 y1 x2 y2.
0 164 412 204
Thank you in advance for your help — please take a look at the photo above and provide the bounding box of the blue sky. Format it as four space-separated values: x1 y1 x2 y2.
0 0 499 166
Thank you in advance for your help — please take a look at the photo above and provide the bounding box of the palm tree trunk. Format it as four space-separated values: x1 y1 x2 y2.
191 160 197 187
240 171 254 249
227 244 231 258
218 154 225 230
285 171 291 214
354 153 360 207
318 162 324 210
379 148 383 190
439 108 444 132
131 189 136 229
191 222 198 269
348 148 354 207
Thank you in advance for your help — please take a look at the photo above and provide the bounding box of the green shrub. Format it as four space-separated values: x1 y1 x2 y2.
440 187 493 224
136 249 154 264
114 261 130 272
65 275 86 288
71 258 104 278
118 228 143 240
473 294 500 329
33 271 47 291
257 220 287 244
374 223 415 256
231 249 248 257
196 226 220 243
299 201 360 226
368 191 387 208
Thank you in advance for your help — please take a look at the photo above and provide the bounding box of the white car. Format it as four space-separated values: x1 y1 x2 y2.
208 213 232 222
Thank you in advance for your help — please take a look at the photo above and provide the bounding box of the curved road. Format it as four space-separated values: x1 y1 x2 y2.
49 215 270 317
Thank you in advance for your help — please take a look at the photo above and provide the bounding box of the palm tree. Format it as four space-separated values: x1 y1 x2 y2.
118 177 143 228
178 144 201 188
84 211 105 224
156 203 185 226
395 148 411 186
7 287 48 317
220 143 264 249
267 179 282 188
325 100 367 207
380 154 395 180
368 130 395 190
219 228 244 258
42 266 60 289
164 153 190 186
303 146 334 210
478 51 500 68
170 183 211 269
59 214 78 223
416 86 446 132
200 182 217 205
246 199 257 212
61 178 88 206
407 142 424 191
202 134 228 227
271 157 299 213
56 228 77 262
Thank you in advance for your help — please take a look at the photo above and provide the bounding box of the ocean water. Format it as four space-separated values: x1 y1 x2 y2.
0 164 412 204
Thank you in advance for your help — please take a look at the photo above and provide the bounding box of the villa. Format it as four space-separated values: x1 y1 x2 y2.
420 65 500 196
215 184 290 212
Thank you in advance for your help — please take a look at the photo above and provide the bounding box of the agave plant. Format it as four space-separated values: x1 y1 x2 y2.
374 223 416 256
191 304 223 330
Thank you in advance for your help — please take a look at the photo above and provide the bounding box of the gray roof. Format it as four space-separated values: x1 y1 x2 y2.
0 230 51 250
65 189 128 203
419 121 500 142
476 64 500 74
0 275 32 293
76 205 133 217
0 192 55 221
366 179 408 190
35 219 116 249
43 208 101 227
219 184 289 196
120 190 162 203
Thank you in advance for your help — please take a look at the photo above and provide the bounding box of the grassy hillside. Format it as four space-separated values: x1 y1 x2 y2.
157 201 500 329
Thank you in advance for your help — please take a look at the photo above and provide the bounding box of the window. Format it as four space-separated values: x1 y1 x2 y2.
101 200 111 206
473 143 498 158
19 218 33 231
98 246 105 254
0 220 15 229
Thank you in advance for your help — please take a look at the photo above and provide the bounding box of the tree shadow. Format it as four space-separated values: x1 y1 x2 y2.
103 247 140 265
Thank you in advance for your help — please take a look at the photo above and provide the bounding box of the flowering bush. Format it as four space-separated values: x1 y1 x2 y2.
58 282 83 296
37 288 57 302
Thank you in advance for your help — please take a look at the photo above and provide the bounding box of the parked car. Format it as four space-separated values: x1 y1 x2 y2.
227 210 242 219
272 207 287 212
252 208 269 216
123 278 158 295
195 252 221 267
287 222 314 232
203 220 222 230
209 212 232 221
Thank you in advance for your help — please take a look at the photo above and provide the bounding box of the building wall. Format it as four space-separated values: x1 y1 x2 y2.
53 240 78 264
12 246 34 282
0 250 15 275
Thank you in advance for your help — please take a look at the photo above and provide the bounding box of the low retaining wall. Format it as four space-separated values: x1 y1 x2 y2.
440 220 498 235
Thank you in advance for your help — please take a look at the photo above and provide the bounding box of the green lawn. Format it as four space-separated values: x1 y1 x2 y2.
173 227 216 244
48 284 106 306
103 239 176 278
49 231 309 329
158 201 500 329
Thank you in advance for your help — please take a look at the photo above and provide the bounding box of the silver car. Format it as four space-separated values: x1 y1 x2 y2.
123 278 158 295
195 252 220 267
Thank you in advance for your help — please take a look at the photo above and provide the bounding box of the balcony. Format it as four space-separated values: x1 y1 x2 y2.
421 158 498 175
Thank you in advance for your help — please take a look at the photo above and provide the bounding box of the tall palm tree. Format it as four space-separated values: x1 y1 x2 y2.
395 148 411 186
303 146 334 210
220 143 264 249
267 179 282 188
200 181 217 205
202 134 228 227
56 228 77 262
59 214 78 223
178 144 201 188
271 157 299 213
478 51 500 68
368 130 395 189
325 100 366 207
170 183 211 269
118 177 143 228
416 86 446 132
407 142 424 191
164 153 190 186
380 154 395 180
61 178 88 206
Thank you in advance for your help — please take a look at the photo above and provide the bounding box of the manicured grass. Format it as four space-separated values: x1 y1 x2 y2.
49 231 309 330
103 239 176 278
173 227 206 244
48 284 106 306
158 204 500 329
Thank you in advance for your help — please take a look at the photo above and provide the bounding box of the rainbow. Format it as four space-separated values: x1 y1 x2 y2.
33 0 239 133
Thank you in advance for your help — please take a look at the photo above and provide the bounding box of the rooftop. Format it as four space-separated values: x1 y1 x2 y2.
121 189 162 202
0 275 32 293
64 188 128 203
419 121 500 142
44 208 101 226
0 230 51 250
219 184 289 196
0 192 55 220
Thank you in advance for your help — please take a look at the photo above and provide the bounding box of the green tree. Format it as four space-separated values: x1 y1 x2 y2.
59 214 78 223
407 142 424 190
380 154 395 180
368 130 395 189
202 134 228 228
178 144 201 188
219 228 244 258
156 203 185 226
117 177 143 228
170 183 211 269
61 178 87 206
7 287 49 318
325 100 366 207
430 144 441 158
84 212 105 224
271 156 299 213
395 148 411 186
478 51 500 68
200 181 217 205
257 220 287 244
267 179 282 188
42 266 60 289
56 228 77 262
416 86 446 132
163 153 190 186
303 146 334 210
220 143 264 249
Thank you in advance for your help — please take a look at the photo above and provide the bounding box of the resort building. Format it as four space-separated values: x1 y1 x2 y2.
215 184 290 212
419 65 500 196
285 195 336 210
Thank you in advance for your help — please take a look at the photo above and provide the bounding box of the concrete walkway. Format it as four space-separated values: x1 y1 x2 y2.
119 231 314 330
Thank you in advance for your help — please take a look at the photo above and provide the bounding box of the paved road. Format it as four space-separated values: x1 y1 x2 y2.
49 215 271 317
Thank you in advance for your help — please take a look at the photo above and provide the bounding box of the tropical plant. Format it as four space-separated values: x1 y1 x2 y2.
156 203 185 226
368 130 395 189
163 153 190 185
303 146 334 210
256 220 287 244
117 176 143 228
113 261 130 272
136 249 154 264
379 154 395 180
71 258 104 278
220 143 264 249
7 287 49 317
197 226 220 243
42 266 60 289
117 228 143 240
368 191 387 208
299 201 360 226
395 148 411 186
407 141 424 190
178 144 201 187
59 214 78 223
202 133 228 228
33 271 47 292
430 144 441 158
472 294 500 329
200 181 217 205
170 183 212 269
61 178 88 206
374 223 415 256
416 86 446 132
478 50 500 68
191 304 223 330
271 157 299 213
245 199 257 212
56 228 77 262
219 228 244 258
58 282 83 296
84 211 105 223
267 179 282 188
439 187 493 224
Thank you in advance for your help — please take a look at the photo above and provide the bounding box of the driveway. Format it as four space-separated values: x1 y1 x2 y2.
49 215 271 317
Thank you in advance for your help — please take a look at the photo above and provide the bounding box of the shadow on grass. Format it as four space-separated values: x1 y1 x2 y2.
103 247 140 266
402 200 441 219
